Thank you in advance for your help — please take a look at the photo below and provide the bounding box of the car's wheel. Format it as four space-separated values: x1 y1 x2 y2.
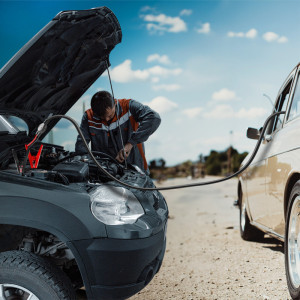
0 250 76 300
239 190 264 241
285 181 300 299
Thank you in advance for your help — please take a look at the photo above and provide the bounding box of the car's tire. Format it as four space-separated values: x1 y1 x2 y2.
239 190 264 241
285 180 300 299
0 250 76 300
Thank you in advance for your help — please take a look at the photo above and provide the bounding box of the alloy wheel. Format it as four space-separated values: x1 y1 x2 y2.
0 284 39 300
288 196 300 288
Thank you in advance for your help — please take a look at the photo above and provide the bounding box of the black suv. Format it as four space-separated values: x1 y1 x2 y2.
0 7 168 300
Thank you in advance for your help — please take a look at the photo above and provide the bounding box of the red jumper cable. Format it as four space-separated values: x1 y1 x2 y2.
24 135 43 169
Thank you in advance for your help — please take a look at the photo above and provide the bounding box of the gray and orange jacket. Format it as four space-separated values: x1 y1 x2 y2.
75 99 161 173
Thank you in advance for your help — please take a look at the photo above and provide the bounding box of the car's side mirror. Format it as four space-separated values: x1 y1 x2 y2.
247 127 260 140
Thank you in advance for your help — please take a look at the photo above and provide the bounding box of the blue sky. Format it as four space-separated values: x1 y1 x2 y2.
1 0 300 165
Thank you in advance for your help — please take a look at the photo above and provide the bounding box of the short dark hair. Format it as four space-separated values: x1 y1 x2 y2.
91 91 114 117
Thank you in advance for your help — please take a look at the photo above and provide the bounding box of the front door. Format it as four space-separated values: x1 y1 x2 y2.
264 76 294 234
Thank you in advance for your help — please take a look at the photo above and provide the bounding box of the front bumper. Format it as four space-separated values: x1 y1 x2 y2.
68 227 167 300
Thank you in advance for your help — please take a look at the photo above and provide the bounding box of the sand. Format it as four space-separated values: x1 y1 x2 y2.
130 177 290 300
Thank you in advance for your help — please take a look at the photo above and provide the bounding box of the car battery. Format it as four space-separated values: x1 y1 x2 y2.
53 161 89 182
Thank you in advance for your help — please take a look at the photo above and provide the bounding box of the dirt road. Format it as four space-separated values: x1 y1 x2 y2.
130 177 291 300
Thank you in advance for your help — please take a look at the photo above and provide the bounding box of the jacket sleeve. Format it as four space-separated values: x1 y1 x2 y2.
75 112 91 154
127 100 161 145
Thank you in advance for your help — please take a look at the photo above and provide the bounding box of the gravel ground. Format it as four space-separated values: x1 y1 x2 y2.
129 176 291 300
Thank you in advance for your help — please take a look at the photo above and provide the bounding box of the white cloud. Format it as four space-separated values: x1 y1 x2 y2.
278 36 288 43
245 29 257 38
151 77 160 83
212 88 237 101
147 54 171 65
146 23 165 33
107 60 182 83
108 60 149 83
204 105 267 119
263 32 288 43
152 84 181 91
228 32 244 38
227 29 287 43
144 96 178 114
96 87 106 92
196 23 211 34
183 107 203 118
142 13 187 33
227 28 257 39
140 6 153 12
148 65 182 77
180 9 192 16
263 31 278 42
235 107 267 119
204 105 234 119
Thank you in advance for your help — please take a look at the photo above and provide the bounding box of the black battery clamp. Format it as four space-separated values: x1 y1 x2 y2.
25 111 284 191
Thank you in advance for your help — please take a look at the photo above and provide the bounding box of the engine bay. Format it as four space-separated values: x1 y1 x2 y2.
0 142 148 187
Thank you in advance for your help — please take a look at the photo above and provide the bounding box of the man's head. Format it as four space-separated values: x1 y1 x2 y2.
91 91 116 122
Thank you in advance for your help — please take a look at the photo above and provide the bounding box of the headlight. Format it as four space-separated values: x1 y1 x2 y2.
90 185 144 225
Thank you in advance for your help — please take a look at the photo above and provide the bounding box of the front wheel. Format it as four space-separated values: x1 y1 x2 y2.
0 250 76 300
285 181 300 299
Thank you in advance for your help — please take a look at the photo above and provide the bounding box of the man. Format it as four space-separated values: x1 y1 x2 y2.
75 91 161 174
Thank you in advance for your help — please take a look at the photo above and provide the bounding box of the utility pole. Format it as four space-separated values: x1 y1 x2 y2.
48 129 54 144
227 131 233 174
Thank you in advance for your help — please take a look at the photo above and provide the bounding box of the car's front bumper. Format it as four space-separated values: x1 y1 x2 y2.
68 226 167 300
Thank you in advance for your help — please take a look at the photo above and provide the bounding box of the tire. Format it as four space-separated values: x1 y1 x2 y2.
285 180 300 299
239 190 264 241
0 250 76 300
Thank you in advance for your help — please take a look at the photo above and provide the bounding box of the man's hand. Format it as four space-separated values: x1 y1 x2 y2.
116 143 133 163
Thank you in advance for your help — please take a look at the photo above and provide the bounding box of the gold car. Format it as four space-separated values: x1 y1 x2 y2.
238 63 300 300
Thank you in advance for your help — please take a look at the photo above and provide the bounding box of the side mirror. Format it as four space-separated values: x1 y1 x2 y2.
247 127 260 140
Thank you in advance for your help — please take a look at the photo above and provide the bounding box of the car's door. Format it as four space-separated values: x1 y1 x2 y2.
245 141 267 224
263 71 296 234
247 71 295 228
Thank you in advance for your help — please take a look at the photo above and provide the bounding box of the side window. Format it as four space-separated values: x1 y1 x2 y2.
269 79 292 133
288 71 300 121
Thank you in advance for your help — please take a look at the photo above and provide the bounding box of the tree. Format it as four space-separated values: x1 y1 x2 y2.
199 154 205 163
204 148 248 175
149 158 167 169
149 160 156 169
158 158 166 169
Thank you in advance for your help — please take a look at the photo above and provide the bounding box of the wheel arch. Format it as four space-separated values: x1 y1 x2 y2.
0 196 95 297
0 223 88 296
0 195 92 241
284 173 300 219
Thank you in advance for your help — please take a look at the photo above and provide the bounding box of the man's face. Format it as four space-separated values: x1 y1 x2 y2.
101 105 116 122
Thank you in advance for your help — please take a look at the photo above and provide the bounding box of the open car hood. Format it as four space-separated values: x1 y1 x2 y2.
0 7 122 137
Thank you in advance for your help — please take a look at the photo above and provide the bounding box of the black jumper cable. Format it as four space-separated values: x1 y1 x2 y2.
22 110 285 191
